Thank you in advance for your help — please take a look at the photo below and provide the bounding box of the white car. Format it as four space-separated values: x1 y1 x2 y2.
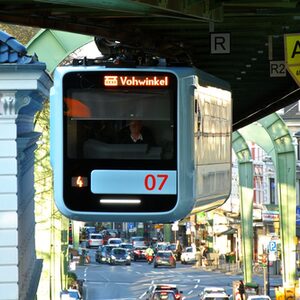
87 233 104 248
107 237 123 246
181 246 199 264
199 287 229 300
130 236 146 248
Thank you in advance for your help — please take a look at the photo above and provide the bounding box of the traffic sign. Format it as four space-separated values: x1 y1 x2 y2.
270 61 286 77
128 222 134 230
210 33 231 54
172 221 179 231
269 241 277 252
284 33 300 86
284 34 300 65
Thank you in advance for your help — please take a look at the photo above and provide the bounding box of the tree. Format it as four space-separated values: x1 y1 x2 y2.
0 23 39 45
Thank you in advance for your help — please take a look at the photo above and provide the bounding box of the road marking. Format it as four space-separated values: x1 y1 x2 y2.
188 290 193 295
194 284 199 288
139 292 147 299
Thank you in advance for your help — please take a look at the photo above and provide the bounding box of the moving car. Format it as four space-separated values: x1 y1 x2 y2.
180 246 200 264
87 233 103 248
108 247 131 265
151 290 177 300
145 284 183 300
107 237 123 247
119 242 135 259
95 245 115 263
133 246 148 261
156 242 170 251
131 236 146 247
166 243 178 260
153 250 176 268
199 287 229 300
101 229 119 244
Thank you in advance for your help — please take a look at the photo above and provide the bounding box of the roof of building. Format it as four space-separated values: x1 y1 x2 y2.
0 30 38 64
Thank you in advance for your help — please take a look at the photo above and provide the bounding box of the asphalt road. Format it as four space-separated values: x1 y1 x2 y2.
74 250 282 300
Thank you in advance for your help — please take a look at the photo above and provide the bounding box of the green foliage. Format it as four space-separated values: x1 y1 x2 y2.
34 101 53 218
67 272 78 287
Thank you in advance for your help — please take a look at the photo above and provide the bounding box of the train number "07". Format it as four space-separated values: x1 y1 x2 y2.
144 174 168 191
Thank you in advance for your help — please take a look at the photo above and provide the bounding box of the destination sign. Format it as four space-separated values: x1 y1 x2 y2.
104 75 169 87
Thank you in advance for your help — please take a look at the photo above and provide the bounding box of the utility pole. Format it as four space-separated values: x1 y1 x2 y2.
262 252 269 295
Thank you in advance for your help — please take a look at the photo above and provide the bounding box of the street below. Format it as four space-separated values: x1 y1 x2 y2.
73 249 283 300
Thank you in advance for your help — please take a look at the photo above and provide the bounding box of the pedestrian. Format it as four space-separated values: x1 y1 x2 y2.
238 280 245 300
202 246 209 266
175 240 182 261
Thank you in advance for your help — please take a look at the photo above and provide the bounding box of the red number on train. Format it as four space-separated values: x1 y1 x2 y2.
157 174 168 190
144 174 156 190
144 174 168 191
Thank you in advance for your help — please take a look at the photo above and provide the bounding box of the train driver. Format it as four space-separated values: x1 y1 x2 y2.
119 120 155 145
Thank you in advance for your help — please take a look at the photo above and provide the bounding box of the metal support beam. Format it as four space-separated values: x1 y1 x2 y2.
232 131 254 284
26 29 93 73
239 112 296 286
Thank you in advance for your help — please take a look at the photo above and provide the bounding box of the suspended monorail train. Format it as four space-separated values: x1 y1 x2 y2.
50 65 232 222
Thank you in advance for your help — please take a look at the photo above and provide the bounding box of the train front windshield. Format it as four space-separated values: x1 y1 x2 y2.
62 71 177 213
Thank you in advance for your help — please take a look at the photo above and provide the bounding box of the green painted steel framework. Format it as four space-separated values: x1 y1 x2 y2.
28 29 297 287
27 29 93 73
236 113 296 287
232 131 254 284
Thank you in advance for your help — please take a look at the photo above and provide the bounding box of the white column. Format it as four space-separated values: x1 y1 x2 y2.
0 91 19 300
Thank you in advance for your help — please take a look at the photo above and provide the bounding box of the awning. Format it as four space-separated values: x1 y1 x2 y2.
215 228 237 237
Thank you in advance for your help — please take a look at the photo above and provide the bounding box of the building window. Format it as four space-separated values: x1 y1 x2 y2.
297 138 300 161
269 178 275 204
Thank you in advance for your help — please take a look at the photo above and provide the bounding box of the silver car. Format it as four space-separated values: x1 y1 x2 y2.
131 236 146 247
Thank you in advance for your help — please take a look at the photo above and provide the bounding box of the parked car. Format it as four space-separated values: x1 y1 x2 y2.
145 283 183 300
133 246 148 261
95 245 115 263
107 237 122 246
108 247 131 265
87 233 103 248
180 246 200 264
153 250 176 268
131 236 146 247
199 287 229 300
120 242 135 259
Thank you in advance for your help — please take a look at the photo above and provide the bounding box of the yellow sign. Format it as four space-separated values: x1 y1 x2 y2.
154 224 163 229
285 286 295 300
285 34 300 65
275 286 284 300
287 65 300 87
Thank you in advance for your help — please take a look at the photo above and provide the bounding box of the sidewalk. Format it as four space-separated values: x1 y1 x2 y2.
193 263 283 300
193 261 282 278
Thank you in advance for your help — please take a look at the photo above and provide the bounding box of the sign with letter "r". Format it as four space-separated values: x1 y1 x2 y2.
270 61 286 77
210 33 231 54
